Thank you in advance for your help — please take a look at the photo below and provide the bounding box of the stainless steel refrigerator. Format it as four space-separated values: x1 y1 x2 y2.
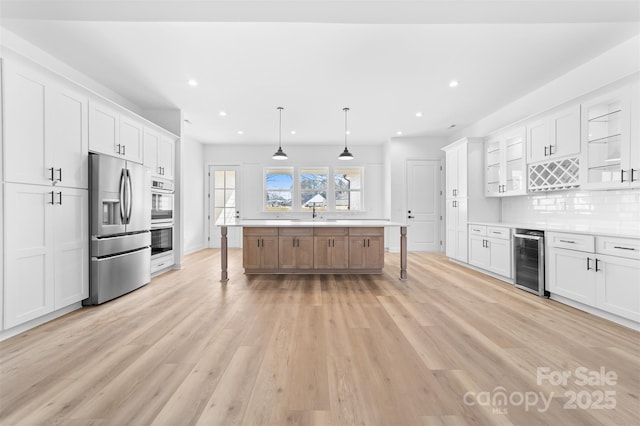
85 153 151 305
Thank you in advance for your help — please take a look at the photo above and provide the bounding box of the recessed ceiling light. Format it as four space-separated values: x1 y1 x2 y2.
219 111 227 116
449 80 459 88
237 130 244 135
290 130 296 135
346 130 351 135
448 124 457 129
187 79 198 87
396 131 403 135
183 119 192 124
415 112 423 117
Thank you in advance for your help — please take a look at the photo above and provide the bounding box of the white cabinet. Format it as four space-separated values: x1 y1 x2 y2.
580 84 639 189
144 128 175 179
485 125 526 196
4 60 88 189
547 232 639 324
89 101 144 164
443 138 500 264
527 104 581 163
4 184 88 329
468 225 511 278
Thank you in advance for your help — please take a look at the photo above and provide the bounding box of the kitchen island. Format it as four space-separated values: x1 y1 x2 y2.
219 220 407 281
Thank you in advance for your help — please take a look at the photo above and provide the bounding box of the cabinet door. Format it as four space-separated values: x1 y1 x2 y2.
503 126 526 195
595 254 640 322
468 235 489 269
4 61 50 186
348 236 367 269
89 101 119 156
279 236 297 269
54 188 89 308
4 184 55 329
157 137 175 179
455 198 468 263
547 247 595 305
485 135 502 197
120 115 144 164
331 236 350 269
456 145 468 198
551 105 580 158
314 237 332 269
445 200 457 259
630 82 640 188
48 83 88 189
143 129 159 173
445 148 458 198
488 238 511 278
260 236 279 269
296 236 315 269
243 236 261 269
366 236 384 269
527 117 550 163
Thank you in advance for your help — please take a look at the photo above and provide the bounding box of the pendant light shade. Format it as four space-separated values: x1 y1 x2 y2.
272 106 288 160
338 107 354 160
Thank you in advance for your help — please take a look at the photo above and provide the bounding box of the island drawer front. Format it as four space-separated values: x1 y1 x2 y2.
349 227 384 236
243 227 279 236
469 225 487 236
547 232 594 252
487 226 510 240
314 227 349 236
596 236 640 260
279 227 314 236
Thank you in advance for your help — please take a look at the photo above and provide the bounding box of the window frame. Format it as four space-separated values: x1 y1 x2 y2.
264 167 295 211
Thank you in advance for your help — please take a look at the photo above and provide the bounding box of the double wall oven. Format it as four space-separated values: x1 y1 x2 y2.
151 178 174 261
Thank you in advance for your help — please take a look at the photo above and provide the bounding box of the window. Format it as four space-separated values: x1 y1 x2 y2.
335 168 362 211
299 168 328 210
265 168 293 211
214 170 237 224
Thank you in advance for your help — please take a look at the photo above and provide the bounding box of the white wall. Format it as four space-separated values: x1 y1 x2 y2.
182 136 206 254
202 143 386 221
385 136 448 251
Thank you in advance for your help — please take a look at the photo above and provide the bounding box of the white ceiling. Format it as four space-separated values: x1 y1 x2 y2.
1 1 639 145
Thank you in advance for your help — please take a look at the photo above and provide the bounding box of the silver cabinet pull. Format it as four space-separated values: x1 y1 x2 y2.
559 239 575 244
122 145 126 156
595 258 600 272
49 167 55 181
116 144 122 154
57 192 62 205
49 191 55 205
621 169 626 183
586 257 591 271
613 246 636 251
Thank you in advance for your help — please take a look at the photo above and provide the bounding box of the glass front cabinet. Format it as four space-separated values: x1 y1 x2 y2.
485 125 526 197
580 84 639 189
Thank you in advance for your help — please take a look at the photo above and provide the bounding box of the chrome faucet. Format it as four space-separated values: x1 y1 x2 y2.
312 205 317 219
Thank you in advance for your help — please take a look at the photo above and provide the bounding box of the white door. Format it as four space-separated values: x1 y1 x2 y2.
209 166 241 248
406 160 440 252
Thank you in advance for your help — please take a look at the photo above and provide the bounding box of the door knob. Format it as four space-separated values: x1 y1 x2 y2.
408 215 415 219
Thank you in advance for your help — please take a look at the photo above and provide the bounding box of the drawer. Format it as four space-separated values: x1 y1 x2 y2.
243 227 279 236
314 227 349 236
279 227 313 236
596 236 640 260
349 227 384 236
487 226 510 240
547 232 594 252
469 225 487 236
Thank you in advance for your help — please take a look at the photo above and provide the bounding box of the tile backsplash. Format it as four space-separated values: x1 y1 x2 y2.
501 188 640 231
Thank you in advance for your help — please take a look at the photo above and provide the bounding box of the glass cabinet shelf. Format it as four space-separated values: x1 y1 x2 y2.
588 108 622 123
588 133 621 144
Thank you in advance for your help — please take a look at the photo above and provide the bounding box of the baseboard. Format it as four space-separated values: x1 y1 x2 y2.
1 303 82 342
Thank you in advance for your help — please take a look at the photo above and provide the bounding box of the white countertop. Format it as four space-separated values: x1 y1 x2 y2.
468 221 640 239
220 219 406 227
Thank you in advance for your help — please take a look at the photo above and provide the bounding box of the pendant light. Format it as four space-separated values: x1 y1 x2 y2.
272 106 288 160
338 107 354 160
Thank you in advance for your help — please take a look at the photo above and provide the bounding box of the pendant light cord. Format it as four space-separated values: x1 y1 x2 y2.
278 106 283 149
343 107 349 149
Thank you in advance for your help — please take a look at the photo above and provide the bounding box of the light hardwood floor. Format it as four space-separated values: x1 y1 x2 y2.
1 250 639 425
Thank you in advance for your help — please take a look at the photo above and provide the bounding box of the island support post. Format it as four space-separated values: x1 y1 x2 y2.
400 226 407 280
220 226 229 282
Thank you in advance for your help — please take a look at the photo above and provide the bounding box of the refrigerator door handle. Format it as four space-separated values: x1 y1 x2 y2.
119 168 126 223
126 169 133 224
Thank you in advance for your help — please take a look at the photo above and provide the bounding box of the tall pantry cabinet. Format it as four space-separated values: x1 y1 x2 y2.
2 57 89 331
442 138 500 263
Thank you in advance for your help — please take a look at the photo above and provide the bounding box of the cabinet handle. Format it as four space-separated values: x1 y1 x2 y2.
158 166 162 175
367 239 370 248
49 167 55 181
549 145 555 155
56 168 62 182
257 239 260 248
621 169 626 183
544 146 548 156
559 239 575 244
116 144 121 154
631 169 637 182
595 258 600 272
613 246 636 251
122 145 126 156
57 192 62 205
49 191 55 205
586 257 591 271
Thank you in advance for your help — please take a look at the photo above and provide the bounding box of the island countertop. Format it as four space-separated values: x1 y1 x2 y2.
222 219 407 227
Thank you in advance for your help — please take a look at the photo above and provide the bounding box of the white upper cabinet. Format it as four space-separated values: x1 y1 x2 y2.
527 104 581 163
89 101 144 164
445 143 467 198
485 125 526 197
580 84 638 189
144 128 175 179
4 60 88 188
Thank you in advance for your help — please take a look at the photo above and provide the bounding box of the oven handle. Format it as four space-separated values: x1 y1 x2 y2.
514 233 543 241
